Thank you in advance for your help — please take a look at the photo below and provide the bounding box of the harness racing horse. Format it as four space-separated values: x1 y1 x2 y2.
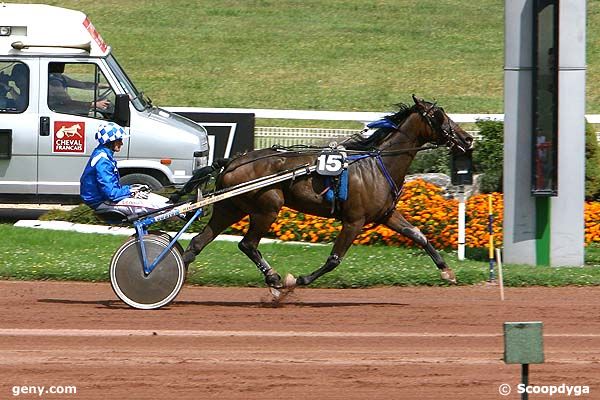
180 95 473 291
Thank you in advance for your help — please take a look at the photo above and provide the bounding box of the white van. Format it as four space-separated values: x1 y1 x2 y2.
0 3 209 203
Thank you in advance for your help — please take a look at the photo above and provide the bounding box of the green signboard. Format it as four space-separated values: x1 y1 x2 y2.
504 322 545 364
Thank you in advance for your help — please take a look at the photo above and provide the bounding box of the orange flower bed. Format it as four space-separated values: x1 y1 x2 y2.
226 179 598 248
585 201 600 244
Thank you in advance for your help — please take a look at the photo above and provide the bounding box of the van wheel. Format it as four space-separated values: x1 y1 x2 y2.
120 173 163 191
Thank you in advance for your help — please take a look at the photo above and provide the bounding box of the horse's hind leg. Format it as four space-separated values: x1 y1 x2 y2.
382 210 456 283
182 202 245 265
238 211 285 288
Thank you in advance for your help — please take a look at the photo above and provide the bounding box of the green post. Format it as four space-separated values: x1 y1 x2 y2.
535 197 551 266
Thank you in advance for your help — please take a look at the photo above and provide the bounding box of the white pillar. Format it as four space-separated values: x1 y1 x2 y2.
503 0 586 266
550 1 586 266
503 0 537 265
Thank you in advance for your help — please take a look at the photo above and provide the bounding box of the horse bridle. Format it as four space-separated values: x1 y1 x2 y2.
419 103 468 153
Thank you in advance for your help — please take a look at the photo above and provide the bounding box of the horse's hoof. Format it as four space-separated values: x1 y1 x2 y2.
440 268 457 284
295 275 309 286
265 270 283 289
283 273 297 289
182 251 196 265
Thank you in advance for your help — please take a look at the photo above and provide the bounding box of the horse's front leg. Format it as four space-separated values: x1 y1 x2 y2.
294 218 365 286
383 210 456 283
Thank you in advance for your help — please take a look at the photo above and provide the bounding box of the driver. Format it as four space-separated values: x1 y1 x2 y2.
80 122 169 218
48 62 110 116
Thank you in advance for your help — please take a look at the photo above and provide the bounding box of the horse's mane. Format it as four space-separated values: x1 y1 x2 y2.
343 103 415 151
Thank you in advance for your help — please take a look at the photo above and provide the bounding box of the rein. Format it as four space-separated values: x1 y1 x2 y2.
224 143 439 174
272 143 441 158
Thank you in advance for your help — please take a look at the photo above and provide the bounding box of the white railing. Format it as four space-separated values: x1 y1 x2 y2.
168 107 506 124
254 127 357 148
167 107 600 146
254 126 483 149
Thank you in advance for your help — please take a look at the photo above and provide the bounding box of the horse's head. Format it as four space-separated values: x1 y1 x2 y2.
412 95 473 153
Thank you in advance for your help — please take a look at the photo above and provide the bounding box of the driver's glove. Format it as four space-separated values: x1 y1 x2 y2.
130 184 151 193
132 190 149 199
130 184 151 199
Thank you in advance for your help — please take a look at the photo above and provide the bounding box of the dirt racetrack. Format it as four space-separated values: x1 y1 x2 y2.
1 281 599 400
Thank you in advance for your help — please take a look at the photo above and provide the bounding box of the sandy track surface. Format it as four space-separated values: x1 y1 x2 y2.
1 281 599 399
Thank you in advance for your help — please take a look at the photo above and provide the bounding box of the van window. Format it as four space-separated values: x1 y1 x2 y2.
47 62 116 120
0 61 29 113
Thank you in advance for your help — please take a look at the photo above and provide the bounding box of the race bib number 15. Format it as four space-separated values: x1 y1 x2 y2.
316 151 346 176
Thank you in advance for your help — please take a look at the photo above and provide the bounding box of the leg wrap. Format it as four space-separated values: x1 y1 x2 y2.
296 253 342 286
255 258 272 274
322 254 342 273
238 241 272 274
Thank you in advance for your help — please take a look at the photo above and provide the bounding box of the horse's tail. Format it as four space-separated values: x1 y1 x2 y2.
169 158 230 202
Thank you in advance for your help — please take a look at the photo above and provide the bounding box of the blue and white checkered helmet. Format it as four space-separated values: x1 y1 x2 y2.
95 122 129 145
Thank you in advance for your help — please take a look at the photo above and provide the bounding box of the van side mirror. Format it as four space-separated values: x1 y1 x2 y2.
113 94 131 127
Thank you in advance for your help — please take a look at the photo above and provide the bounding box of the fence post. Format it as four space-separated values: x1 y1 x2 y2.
457 186 466 261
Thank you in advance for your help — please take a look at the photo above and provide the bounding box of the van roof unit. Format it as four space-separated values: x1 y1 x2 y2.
0 3 110 57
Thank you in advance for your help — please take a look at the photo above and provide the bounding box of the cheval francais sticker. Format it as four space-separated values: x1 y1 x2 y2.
53 121 85 153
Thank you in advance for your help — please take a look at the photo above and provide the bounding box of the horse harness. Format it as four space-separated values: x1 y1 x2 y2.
215 104 461 216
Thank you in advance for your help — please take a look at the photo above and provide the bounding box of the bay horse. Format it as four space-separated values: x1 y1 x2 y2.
180 96 473 290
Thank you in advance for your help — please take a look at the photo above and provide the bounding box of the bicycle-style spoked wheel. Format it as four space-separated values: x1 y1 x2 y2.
110 233 185 310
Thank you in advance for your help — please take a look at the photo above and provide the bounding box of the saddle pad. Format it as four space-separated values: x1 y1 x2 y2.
324 169 348 203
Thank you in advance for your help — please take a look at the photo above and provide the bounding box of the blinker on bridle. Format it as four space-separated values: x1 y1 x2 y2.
420 103 467 153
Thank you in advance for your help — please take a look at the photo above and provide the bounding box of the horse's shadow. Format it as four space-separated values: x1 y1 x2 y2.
38 298 408 309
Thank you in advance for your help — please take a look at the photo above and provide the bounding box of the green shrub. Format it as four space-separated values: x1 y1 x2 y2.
470 119 600 196
473 119 504 193
585 120 600 200
42 205 102 225
408 147 450 175
41 203 214 234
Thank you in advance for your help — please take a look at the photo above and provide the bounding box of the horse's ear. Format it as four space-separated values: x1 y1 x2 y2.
412 94 424 109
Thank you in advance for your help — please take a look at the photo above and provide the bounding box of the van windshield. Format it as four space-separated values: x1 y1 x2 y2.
106 54 149 111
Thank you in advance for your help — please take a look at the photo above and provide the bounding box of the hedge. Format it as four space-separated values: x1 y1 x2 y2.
230 179 600 248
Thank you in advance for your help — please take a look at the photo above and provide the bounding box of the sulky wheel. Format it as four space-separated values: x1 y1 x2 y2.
110 233 186 310
149 231 185 257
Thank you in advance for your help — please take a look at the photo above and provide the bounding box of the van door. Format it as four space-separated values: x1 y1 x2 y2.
0 59 38 198
37 59 119 195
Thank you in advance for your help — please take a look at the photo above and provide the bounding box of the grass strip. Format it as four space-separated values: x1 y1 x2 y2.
1 225 600 287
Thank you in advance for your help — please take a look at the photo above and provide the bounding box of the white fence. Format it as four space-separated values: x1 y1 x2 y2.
167 107 600 148
169 106 506 124
254 126 358 148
